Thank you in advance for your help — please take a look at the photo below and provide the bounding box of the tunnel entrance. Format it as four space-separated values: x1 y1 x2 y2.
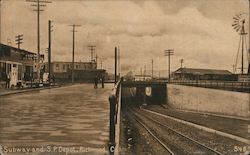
122 81 166 105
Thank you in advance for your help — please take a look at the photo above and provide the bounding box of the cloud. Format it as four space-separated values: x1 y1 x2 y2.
1 0 248 74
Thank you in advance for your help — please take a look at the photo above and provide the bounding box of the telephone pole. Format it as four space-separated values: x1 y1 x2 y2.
180 58 184 69
164 49 174 82
95 54 98 68
0 0 2 43
26 0 52 82
15 34 23 49
69 24 81 83
115 47 118 84
48 20 53 85
88 45 96 62
151 59 154 79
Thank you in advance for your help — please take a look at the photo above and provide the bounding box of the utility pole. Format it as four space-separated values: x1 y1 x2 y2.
100 60 103 69
165 49 174 82
88 45 96 62
115 47 118 84
0 0 2 43
118 46 121 78
151 59 154 79
144 65 146 80
15 34 23 49
95 54 98 69
180 58 184 80
26 0 52 82
232 64 236 74
69 24 81 84
48 20 53 86
180 58 184 69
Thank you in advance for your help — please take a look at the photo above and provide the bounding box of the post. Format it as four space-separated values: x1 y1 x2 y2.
109 95 116 155
115 47 117 84
164 49 174 83
241 31 244 74
37 0 40 83
72 26 75 83
69 24 81 84
48 20 51 86
151 59 153 79
168 53 170 81
26 0 52 83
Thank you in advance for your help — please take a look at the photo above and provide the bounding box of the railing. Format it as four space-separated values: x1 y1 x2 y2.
171 80 250 93
108 78 123 155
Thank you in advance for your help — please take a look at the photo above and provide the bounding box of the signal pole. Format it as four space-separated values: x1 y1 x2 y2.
88 45 96 62
15 34 23 49
165 49 174 82
26 0 52 82
69 24 81 83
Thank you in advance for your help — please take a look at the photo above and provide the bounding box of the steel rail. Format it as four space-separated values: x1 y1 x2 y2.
127 108 175 155
137 109 223 155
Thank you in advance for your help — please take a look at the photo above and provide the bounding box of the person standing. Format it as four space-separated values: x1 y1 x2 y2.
101 75 105 88
94 75 98 89
6 72 10 88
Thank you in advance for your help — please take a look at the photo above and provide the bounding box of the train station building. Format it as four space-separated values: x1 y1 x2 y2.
172 67 237 81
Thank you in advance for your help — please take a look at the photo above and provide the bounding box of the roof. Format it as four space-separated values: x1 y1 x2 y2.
48 61 95 64
174 67 232 75
0 43 36 55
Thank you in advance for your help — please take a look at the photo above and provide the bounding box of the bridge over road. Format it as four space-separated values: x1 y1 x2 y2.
122 81 167 104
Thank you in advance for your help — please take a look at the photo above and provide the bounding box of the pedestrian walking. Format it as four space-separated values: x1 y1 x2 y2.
94 75 98 89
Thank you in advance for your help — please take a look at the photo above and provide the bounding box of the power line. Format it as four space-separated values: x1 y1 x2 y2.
69 24 81 83
164 49 174 82
26 0 52 83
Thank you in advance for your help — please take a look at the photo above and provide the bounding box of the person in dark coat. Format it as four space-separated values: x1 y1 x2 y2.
51 74 56 85
6 72 10 88
101 75 105 88
94 75 98 89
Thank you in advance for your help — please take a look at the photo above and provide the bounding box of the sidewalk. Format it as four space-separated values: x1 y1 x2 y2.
0 84 62 96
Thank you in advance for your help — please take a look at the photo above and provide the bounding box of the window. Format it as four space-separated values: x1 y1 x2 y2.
63 64 66 70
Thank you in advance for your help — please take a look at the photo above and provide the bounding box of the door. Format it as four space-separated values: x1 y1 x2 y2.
10 64 18 86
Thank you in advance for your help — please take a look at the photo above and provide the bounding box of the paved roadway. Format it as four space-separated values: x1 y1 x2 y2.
0 84 113 155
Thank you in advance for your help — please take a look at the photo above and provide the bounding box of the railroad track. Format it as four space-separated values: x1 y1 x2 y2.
142 108 249 145
128 107 223 155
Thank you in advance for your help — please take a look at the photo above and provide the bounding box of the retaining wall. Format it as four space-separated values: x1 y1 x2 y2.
167 84 250 118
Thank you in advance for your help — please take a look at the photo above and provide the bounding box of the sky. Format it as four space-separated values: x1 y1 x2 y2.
0 0 249 75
